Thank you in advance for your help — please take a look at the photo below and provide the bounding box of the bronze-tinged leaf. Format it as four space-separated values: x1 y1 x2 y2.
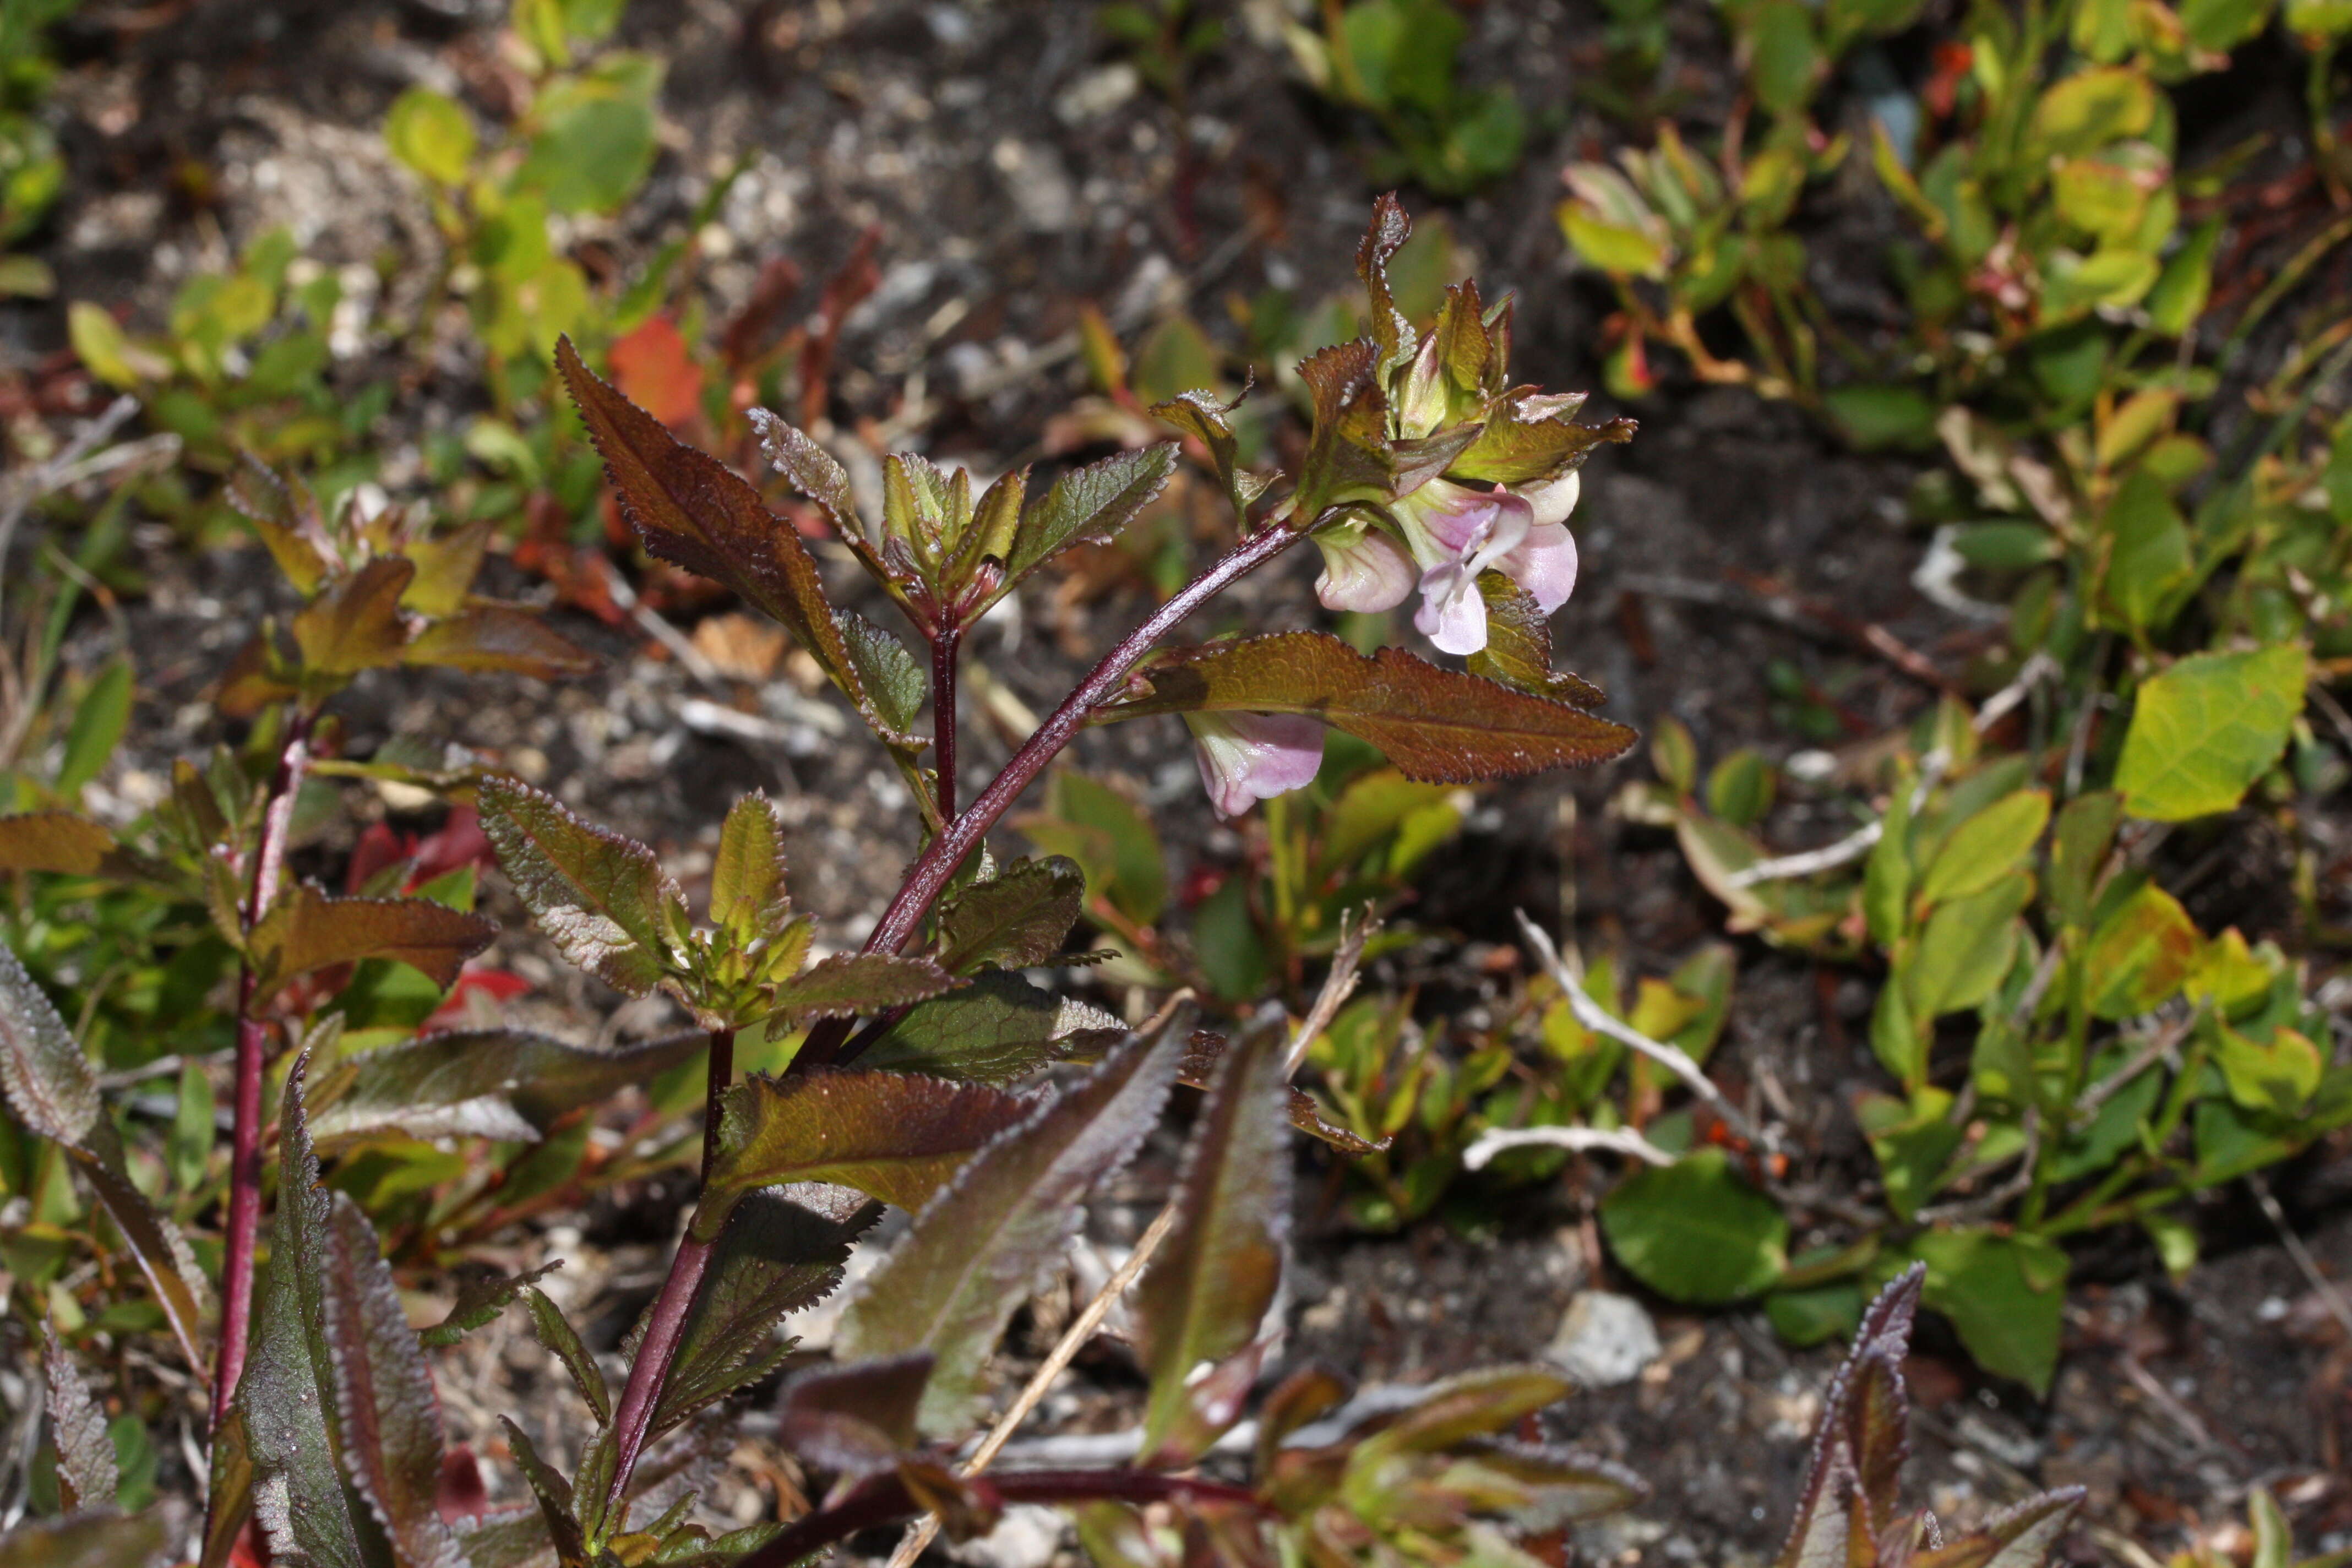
1135 1024 1291 1467
0 812 131 877
292 556 417 678
70 1119 214 1384
651 1183 880 1436
320 1192 469 1568
453 1508 556 1568
748 407 865 546
1912 1490 2085 1568
227 456 333 596
1466 574 1608 709
310 1028 707 1150
400 518 496 618
710 793 791 937
1178 1031 1382 1156
420 1262 563 1348
1355 192 1414 378
247 883 496 999
777 1353 934 1476
202 1406 255 1568
44 1337 119 1511
1447 398 1636 486
1430 279 1492 401
1294 340 1392 515
523 1287 611 1425
858 972 1126 1084
499 1418 588 1568
1004 444 1179 584
1254 1365 1352 1476
0 1513 167 1568
1102 631 1636 785
835 1027 1181 1434
558 339 878 729
770 952 959 1020
1363 1365 1572 1454
1455 1439 1648 1527
1150 389 1268 522
935 856 1086 973
0 938 100 1144
693 1071 1033 1239
479 775 685 995
1777 1266 1925 1568
401 605 596 679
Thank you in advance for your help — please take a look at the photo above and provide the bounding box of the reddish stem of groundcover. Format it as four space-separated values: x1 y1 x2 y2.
210 712 313 1434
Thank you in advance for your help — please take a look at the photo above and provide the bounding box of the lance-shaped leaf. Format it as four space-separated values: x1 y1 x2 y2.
1135 1024 1291 1466
455 1509 558 1568
835 611 925 745
1466 573 1609 709
1151 389 1270 522
1777 1267 1921 1568
770 952 959 1020
1003 444 1179 584
1912 1490 2084 1568
309 1028 707 1149
319 1192 470 1568
524 1287 611 1425
499 1418 588 1568
1103 631 1635 786
0 1513 167 1568
401 605 596 679
421 1262 563 1348
1461 1440 1647 1531
836 1027 1181 1433
0 811 152 880
247 883 496 999
777 1353 934 1476
203 1406 254 1568
293 556 417 678
1449 396 1636 485
936 856 1085 973
480 775 686 994
711 793 791 937
749 407 864 545
694 1071 1031 1238
44 1337 119 1511
1294 340 1393 515
1179 1030 1382 1155
651 1183 881 1435
559 337 884 734
228 456 333 594
859 972 1126 1084
401 516 495 617
1356 192 1414 379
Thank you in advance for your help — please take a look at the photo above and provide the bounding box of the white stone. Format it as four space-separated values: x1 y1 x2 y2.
1547 1291 1660 1388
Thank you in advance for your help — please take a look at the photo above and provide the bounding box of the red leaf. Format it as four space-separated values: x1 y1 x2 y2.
609 313 706 428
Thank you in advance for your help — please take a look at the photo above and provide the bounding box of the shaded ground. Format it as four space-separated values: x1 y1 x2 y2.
5 0 2350 1563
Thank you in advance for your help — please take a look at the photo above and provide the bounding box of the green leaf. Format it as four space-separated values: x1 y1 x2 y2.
1447 398 1636 486
770 953 959 1020
480 774 686 995
2209 1023 2322 1116
291 558 417 679
2098 470 2191 633
1150 391 1262 521
1135 1024 1290 1466
56 661 132 797
0 812 137 877
1863 770 1915 948
1293 339 1394 516
1102 631 1637 785
836 1027 1180 1433
857 972 1126 1084
936 857 1086 973
1599 1148 1787 1304
516 54 662 214
1464 573 1609 707
1822 384 1939 451
1904 872 2031 1025
400 606 595 679
2048 790 2122 929
834 612 925 744
2029 66 2157 157
498 1418 586 1568
384 88 476 185
1021 772 1167 927
777 1354 934 1476
0 1514 166 1568
420 1262 563 1348
1005 445 1180 584
710 793 791 938
247 884 496 1000
44 1338 118 1511
1919 790 2049 906
2114 644 2309 821
1856 1090 1964 1222
694 1071 1033 1238
1912 1227 2067 1393
2083 883 2198 1019
651 1184 879 1436
524 1287 611 1425
311 1028 705 1148
0 939 100 1145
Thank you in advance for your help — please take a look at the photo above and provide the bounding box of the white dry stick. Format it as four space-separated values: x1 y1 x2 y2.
1723 745 1954 891
1514 908 1778 1157
2248 1173 2352 1343
1461 1124 1674 1170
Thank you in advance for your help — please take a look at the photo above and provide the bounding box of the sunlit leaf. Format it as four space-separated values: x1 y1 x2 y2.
480 774 686 994
311 1028 707 1148
0 938 100 1144
858 972 1126 1084
1912 1228 2067 1394
2114 644 2308 821
1005 444 1179 583
420 1262 563 1348
524 1287 611 1425
771 953 959 1020
935 857 1086 973
247 884 496 999
226 456 332 595
401 606 595 679
1465 574 1608 706
0 811 139 877
710 793 791 937
292 557 417 679
44 1338 118 1511
836 1028 1179 1432
1449 396 1636 486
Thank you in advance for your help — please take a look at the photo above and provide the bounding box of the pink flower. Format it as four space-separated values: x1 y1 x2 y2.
1311 520 1418 613
1184 711 1325 817
1391 477 1581 656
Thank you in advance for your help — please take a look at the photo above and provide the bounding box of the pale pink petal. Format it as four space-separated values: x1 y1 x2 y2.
1503 520 1579 613
1521 471 1582 529
1185 712 1325 818
1313 525 1417 613
1413 560 1489 656
1391 477 1494 563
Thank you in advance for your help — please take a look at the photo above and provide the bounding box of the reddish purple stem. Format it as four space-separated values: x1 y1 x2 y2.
210 714 312 1433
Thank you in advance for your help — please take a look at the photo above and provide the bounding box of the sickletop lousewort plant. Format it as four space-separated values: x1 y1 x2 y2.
0 198 2081 1568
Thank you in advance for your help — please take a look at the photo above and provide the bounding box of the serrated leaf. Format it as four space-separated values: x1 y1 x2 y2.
1178 1032 1385 1156
1136 1024 1290 1466
320 1191 469 1568
500 1417 588 1568
858 972 1127 1084
1005 444 1179 583
0 1513 167 1568
711 793 791 937
480 775 686 994
454 1509 557 1568
1356 192 1415 378
70 1119 214 1385
936 857 1086 973
1913 1490 2084 1568
1448 399 1637 486
1777 1268 1923 1568
836 1028 1180 1433
421 1262 563 1347
835 611 925 745
247 883 496 999
2114 644 2308 821
1150 390 1263 520
694 1071 1033 1238
0 939 100 1144
45 1337 119 1511
1103 631 1636 784
1294 339 1393 514
771 952 959 1021
1600 1147 1787 1305
748 408 864 542
652 1184 880 1435
312 1028 706 1148
1464 573 1608 706
777 1353 934 1475
293 557 418 678
524 1287 611 1425
559 339 885 733
401 605 596 679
